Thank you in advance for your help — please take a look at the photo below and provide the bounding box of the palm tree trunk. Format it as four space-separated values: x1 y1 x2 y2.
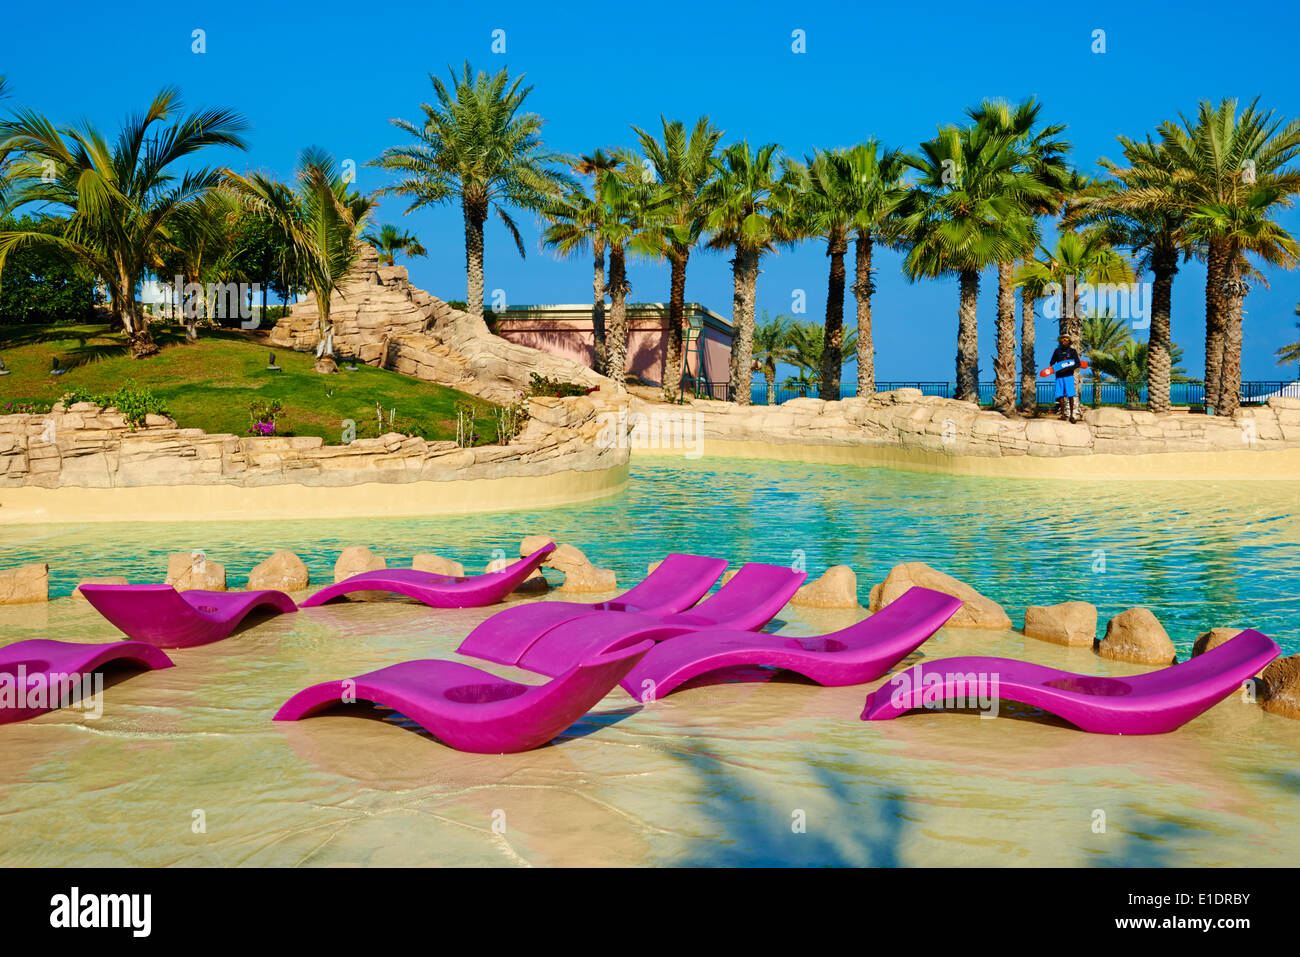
993 261 1016 414
819 228 847 399
605 243 629 384
1204 238 1229 413
956 268 980 403
1216 250 1245 416
664 250 689 393
591 238 607 375
854 231 875 398
463 197 488 317
765 369 777 405
728 250 757 406
1146 253 1177 414
1019 278 1037 416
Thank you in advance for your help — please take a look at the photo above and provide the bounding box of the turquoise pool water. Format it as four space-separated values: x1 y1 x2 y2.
6 459 1299 656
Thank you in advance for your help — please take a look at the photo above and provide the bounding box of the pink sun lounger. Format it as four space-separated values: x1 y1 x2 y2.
618 586 963 700
79 584 298 649
860 629 1281 734
455 552 730 665
0 639 174 724
298 543 556 609
503 563 809 677
274 640 654 753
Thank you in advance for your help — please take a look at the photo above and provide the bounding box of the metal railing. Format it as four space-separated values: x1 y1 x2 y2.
746 379 1296 408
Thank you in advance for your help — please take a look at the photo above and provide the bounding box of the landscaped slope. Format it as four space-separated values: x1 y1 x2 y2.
0 324 501 442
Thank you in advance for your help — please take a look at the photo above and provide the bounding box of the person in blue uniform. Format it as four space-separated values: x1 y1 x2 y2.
1048 334 1082 423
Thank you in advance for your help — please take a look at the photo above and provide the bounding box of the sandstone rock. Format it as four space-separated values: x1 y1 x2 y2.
248 551 310 592
413 553 465 577
486 557 548 593
868 563 1011 630
520 535 558 559
1098 607 1177 665
0 563 49 604
1192 627 1243 657
558 562 617 594
1260 655 1300 720
647 559 663 575
790 565 859 608
334 545 386 582
1023 601 1098 647
72 576 129 600
165 552 227 591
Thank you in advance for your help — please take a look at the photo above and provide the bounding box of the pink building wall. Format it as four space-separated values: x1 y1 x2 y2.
493 305 733 390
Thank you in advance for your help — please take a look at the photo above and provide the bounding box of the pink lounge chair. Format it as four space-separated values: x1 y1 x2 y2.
299 543 556 609
0 639 174 724
273 640 654 753
860 629 1281 734
505 563 809 677
618 586 963 700
79 584 298 649
455 552 730 665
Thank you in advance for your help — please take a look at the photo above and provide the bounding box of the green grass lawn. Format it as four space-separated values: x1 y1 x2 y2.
0 323 501 444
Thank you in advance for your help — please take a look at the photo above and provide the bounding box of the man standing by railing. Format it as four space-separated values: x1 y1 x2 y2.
1048 334 1083 424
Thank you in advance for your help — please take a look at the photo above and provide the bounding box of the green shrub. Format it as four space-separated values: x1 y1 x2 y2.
528 372 592 398
60 379 169 428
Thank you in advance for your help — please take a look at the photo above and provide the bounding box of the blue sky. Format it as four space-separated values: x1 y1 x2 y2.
5 0 1300 381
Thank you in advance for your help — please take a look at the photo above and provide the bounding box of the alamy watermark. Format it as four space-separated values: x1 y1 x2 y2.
1043 277 1152 329
884 664 1001 718
150 275 265 328
1 667 103 719
595 410 705 459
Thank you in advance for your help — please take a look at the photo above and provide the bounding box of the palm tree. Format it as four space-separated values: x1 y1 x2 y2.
967 99 1072 415
752 310 794 404
785 149 853 399
1066 138 1195 413
1081 313 1134 407
565 150 622 373
897 123 1043 402
361 223 427 265
841 141 906 398
0 88 248 356
1187 195 1299 413
1158 98 1300 414
150 190 239 335
1013 229 1133 397
368 63 571 316
225 147 375 372
703 141 792 405
592 165 663 384
1093 339 1193 408
632 117 722 393
1277 306 1300 371
785 318 858 391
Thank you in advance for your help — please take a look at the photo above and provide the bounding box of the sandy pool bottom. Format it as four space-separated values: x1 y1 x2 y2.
0 594 1296 867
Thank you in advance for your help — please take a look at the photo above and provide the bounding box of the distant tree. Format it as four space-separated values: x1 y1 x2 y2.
0 214 97 322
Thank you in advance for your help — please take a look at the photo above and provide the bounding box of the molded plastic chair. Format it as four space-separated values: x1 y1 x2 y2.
300 543 555 608
456 552 729 665
79 584 297 648
0 639 174 724
860 629 1281 734
621 586 963 700
274 640 654 753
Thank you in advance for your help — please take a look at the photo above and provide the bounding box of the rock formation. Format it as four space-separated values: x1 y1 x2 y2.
248 551 310 592
165 552 226 591
1097 607 1177 665
269 245 609 403
789 565 860 608
0 563 49 604
868 562 1011 630
1023 601 1098 647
